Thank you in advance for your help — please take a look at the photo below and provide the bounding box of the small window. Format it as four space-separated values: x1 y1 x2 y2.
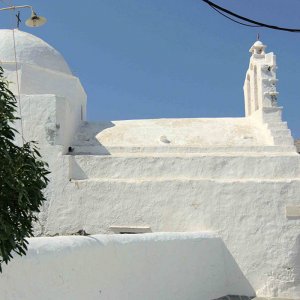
109 226 151 234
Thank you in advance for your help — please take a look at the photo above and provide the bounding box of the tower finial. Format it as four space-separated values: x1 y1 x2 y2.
257 33 260 41
249 39 266 55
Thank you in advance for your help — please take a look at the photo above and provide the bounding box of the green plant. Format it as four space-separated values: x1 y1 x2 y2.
0 66 49 272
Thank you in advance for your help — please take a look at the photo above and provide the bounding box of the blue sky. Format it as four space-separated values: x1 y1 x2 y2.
1 1 299 138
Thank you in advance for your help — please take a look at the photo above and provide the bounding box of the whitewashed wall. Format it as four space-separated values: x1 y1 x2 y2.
0 233 255 300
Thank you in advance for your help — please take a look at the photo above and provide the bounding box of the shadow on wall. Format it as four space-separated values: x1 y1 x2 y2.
70 121 115 156
67 121 115 180
220 240 256 298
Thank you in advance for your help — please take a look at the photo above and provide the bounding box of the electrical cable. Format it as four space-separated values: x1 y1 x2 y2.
202 0 300 32
8 0 25 145
209 5 261 28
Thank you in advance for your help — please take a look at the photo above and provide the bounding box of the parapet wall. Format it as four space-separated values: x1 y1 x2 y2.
0 232 255 300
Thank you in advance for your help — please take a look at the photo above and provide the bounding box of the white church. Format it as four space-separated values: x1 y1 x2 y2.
0 29 300 300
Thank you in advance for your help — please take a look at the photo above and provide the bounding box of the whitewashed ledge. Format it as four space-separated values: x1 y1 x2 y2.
213 296 254 300
254 298 300 300
214 297 300 300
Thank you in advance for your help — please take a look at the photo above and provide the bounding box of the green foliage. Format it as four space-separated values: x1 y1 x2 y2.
0 66 49 272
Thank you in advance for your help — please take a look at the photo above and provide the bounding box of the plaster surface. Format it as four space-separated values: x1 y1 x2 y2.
295 140 300 153
92 118 273 147
0 233 255 300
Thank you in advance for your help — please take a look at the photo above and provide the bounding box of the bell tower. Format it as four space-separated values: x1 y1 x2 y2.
244 40 278 116
243 40 294 146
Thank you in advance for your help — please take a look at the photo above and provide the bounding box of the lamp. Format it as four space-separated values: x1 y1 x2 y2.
25 11 47 27
0 5 47 28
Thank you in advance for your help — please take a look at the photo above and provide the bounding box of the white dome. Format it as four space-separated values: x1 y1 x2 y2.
0 29 72 74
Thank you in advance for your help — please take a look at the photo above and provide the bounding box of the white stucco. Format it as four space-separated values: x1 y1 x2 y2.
74 118 274 148
1 31 300 299
0 232 255 300
0 29 71 74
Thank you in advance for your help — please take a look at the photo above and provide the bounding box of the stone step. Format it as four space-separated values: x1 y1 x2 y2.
69 154 300 180
267 121 288 130
268 128 291 136
70 177 300 183
46 177 300 236
272 135 294 146
70 145 297 155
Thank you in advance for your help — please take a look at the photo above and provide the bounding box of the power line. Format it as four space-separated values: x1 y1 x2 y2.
209 5 261 28
202 0 300 32
8 0 25 145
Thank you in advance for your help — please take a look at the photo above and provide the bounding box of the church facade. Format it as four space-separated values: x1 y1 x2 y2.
0 29 300 299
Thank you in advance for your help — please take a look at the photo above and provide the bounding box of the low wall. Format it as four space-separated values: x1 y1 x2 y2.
0 232 254 300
